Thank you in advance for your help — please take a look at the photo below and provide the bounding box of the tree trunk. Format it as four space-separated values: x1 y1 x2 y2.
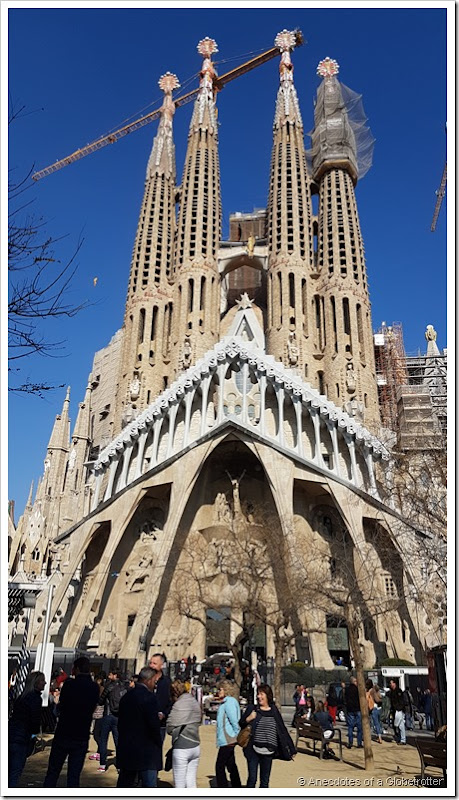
273 636 284 708
230 631 246 690
347 617 374 771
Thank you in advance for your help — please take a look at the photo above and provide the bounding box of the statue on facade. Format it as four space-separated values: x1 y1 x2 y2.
226 470 246 521
287 331 299 366
122 403 135 428
425 324 437 342
247 235 255 258
242 499 255 524
344 398 365 423
182 337 192 369
215 491 232 524
68 447 77 471
124 522 161 592
129 373 140 402
345 362 356 393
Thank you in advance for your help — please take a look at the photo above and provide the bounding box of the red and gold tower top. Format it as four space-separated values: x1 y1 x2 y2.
272 29 303 128
157 72 180 124
275 29 297 83
197 37 218 90
317 57 340 79
158 71 180 95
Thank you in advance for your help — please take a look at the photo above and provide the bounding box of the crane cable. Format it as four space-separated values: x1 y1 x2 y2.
83 45 271 143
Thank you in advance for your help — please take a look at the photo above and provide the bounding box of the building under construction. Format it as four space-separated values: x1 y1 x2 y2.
374 322 447 450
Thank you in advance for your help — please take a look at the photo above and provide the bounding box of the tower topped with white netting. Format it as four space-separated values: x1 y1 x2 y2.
307 58 375 184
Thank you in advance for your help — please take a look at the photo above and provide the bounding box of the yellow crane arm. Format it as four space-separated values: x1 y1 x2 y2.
431 162 447 232
32 31 303 182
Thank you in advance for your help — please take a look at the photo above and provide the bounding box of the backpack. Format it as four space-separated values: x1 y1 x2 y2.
108 682 127 715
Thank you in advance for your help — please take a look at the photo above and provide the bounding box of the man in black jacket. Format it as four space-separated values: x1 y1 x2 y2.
148 653 172 744
388 679 407 744
43 657 99 787
344 677 362 748
95 668 125 773
117 667 162 788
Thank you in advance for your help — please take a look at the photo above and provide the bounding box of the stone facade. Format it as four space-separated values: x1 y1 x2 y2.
9 34 444 667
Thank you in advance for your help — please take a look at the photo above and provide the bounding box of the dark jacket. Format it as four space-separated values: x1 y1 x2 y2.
9 690 43 743
327 686 338 708
54 674 99 741
388 687 406 713
240 703 296 761
98 678 124 716
153 673 172 726
344 683 360 714
117 683 162 771
313 710 334 733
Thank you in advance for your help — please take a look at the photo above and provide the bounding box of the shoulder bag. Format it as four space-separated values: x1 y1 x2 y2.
164 724 185 771
236 724 252 748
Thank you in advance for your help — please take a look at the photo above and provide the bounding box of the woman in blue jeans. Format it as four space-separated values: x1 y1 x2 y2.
366 680 383 743
240 684 295 788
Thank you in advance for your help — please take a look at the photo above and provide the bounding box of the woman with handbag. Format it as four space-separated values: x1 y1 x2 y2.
8 670 46 787
239 683 296 788
165 680 202 788
215 680 242 788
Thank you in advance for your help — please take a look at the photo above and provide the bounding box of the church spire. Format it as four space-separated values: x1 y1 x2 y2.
26 480 34 509
172 37 222 373
266 30 314 377
47 386 71 452
72 382 92 442
115 73 180 430
309 59 379 429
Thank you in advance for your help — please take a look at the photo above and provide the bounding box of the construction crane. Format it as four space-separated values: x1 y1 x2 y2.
32 30 304 182
431 161 447 232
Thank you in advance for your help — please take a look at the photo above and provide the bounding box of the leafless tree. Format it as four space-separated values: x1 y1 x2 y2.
167 508 309 706
8 102 86 395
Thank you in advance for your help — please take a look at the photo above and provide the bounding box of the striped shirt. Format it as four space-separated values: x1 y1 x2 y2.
253 709 278 753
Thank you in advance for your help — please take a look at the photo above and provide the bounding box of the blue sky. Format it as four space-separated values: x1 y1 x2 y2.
8 5 448 518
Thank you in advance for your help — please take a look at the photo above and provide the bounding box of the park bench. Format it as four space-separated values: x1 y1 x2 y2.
295 719 343 761
415 738 446 781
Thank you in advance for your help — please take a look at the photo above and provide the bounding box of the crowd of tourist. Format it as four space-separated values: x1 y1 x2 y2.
8 654 439 789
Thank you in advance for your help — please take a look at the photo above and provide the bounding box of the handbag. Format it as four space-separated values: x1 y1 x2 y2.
164 747 173 772
164 724 185 771
236 724 252 748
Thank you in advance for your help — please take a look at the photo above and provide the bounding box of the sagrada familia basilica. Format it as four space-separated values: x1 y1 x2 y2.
9 32 445 670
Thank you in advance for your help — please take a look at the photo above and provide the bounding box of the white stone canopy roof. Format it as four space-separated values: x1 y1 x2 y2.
89 302 389 511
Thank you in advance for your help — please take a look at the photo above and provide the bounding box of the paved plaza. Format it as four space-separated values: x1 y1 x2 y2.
16 720 445 792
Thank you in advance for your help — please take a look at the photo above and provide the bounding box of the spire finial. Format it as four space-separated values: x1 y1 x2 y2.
197 37 218 58
158 72 180 95
317 57 340 78
275 29 297 52
275 29 296 83
197 37 218 92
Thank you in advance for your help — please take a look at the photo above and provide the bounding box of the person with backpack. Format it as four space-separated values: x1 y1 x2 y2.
96 669 126 774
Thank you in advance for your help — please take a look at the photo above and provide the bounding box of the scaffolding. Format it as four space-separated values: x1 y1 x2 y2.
374 322 407 430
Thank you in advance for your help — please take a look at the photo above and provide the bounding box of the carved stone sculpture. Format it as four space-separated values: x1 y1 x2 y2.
345 362 356 393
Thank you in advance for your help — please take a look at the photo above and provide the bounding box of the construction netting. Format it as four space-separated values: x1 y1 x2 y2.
306 77 375 181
